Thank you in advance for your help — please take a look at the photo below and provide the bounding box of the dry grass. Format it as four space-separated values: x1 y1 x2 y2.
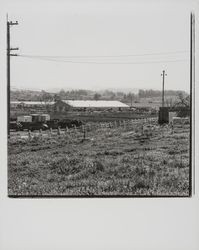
8 120 190 196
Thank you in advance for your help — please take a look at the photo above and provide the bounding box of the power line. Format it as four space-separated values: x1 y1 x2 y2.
19 50 188 59
18 55 188 65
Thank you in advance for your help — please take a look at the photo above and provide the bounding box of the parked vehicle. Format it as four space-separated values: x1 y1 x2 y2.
58 119 83 129
17 115 32 123
46 119 83 129
20 122 48 131
46 119 59 129
11 113 83 132
10 121 23 131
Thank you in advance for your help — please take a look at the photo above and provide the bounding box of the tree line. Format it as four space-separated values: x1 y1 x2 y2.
11 88 187 104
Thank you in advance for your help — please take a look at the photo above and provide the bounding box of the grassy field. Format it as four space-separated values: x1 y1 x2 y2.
8 120 190 197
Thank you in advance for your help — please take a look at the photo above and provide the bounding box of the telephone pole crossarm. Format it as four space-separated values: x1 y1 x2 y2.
10 47 19 51
9 21 18 25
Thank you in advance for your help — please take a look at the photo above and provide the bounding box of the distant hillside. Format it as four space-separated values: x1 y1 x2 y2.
10 88 188 106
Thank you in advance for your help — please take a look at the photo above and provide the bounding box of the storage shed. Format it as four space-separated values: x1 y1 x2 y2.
11 101 55 108
158 107 190 124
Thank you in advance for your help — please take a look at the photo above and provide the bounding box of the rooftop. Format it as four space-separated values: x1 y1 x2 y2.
62 100 129 108
11 101 55 105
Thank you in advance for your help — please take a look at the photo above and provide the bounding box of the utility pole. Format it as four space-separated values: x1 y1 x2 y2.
7 15 19 136
161 70 167 107
130 94 133 107
190 12 195 196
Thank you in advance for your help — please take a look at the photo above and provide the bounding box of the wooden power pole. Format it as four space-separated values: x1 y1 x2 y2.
161 70 167 107
7 16 19 136
190 12 195 196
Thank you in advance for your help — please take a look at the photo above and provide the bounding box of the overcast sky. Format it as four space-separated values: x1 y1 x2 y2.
1 0 196 93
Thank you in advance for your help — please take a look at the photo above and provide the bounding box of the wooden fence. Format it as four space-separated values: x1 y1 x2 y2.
10 117 159 140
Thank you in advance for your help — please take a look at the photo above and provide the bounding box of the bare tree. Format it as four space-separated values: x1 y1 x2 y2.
174 93 190 117
175 93 190 108
93 93 101 100
40 90 54 112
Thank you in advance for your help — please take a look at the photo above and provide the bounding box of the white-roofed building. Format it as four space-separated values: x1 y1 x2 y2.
10 100 129 119
63 100 128 108
11 101 55 108
10 101 55 119
54 100 129 112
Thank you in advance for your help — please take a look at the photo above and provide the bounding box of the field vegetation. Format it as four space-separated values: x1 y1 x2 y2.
8 119 190 196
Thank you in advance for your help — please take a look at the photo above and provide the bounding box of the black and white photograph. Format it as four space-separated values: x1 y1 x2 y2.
6 0 194 197
1 1 199 250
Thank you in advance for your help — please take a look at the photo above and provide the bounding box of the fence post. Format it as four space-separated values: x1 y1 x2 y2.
57 126 61 135
75 125 78 138
123 120 126 129
141 125 144 135
83 125 86 140
171 123 174 134
68 127 71 138
65 126 68 134
28 130 31 140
